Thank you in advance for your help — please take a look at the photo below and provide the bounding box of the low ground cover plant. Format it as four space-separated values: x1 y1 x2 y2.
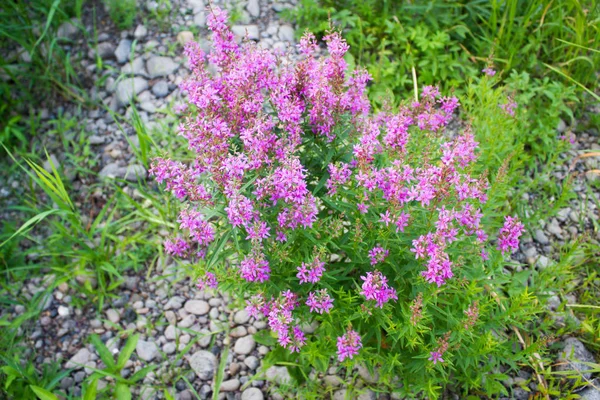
151 8 547 397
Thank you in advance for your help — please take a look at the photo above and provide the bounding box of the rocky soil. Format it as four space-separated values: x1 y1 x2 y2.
0 0 599 398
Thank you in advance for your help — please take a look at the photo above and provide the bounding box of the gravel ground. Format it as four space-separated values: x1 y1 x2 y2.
0 0 599 398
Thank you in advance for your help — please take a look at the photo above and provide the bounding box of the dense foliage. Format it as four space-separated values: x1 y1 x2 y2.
150 9 549 397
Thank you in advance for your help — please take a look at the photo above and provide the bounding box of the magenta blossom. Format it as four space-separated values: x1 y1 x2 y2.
296 258 326 284
360 270 398 308
306 289 334 314
337 328 362 362
196 272 218 290
497 215 524 254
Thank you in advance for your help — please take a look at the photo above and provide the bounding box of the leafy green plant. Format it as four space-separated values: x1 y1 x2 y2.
86 333 157 399
287 0 599 104
104 0 137 29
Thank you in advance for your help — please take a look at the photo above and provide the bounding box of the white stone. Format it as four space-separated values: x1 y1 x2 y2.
246 0 260 17
136 340 159 361
65 348 92 369
146 56 179 78
242 388 264 400
187 350 217 380
234 336 256 355
116 77 148 106
184 300 209 315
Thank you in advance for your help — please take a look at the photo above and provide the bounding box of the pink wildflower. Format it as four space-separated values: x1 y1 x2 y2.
360 270 397 307
337 328 362 362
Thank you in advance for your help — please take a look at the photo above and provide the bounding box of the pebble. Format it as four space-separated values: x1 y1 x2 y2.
278 25 295 42
188 350 217 380
265 366 291 385
136 340 159 362
116 77 149 106
163 342 177 354
58 305 70 317
234 336 256 355
106 309 120 323
247 0 260 17
146 56 179 78
241 388 264 400
184 300 210 315
65 348 91 369
152 80 170 98
220 378 241 392
134 24 148 39
115 39 133 64
234 309 250 324
244 356 259 370
556 337 597 380
534 229 549 245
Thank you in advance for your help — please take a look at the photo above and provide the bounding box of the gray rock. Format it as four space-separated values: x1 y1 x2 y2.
57 305 69 317
106 309 120 323
231 25 260 41
579 385 600 400
163 342 177 354
536 255 550 269
557 119 567 133
220 378 241 392
357 363 379 383
96 42 116 59
547 219 563 236
152 80 170 98
244 355 259 370
99 163 124 179
188 350 217 380
534 229 549 245
124 164 147 181
234 336 256 355
246 0 260 17
136 340 159 361
265 366 291 385
116 77 148 106
241 388 264 400
65 348 91 369
115 39 133 64
184 300 210 315
122 57 146 76
278 25 295 42
230 326 248 338
234 309 250 324
57 19 79 40
557 337 596 380
134 24 148 39
165 325 179 340
146 56 179 78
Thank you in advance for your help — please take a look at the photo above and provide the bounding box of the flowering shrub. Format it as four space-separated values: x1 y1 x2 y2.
151 7 541 397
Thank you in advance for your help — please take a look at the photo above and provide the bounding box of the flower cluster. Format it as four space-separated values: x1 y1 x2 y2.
360 270 398 308
296 258 326 284
151 7 526 378
429 332 451 365
337 328 363 362
196 272 218 290
497 216 525 254
306 289 334 314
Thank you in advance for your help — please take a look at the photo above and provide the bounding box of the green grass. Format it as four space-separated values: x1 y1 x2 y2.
287 0 599 106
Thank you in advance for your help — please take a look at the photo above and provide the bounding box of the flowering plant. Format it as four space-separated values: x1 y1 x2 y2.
151 7 541 397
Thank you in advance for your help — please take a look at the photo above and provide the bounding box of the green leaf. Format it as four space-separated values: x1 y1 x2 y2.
116 334 139 370
83 379 98 400
90 334 116 370
30 385 58 400
115 383 132 400
253 330 277 346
